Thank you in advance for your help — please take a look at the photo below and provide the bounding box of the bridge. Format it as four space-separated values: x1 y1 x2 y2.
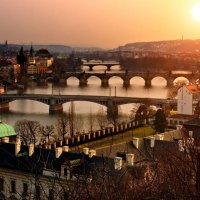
26 70 200 88
0 94 176 115
82 61 120 71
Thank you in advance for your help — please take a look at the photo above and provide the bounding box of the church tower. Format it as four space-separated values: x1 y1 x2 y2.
28 44 35 65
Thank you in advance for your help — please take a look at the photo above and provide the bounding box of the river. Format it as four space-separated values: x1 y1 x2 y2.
1 65 187 131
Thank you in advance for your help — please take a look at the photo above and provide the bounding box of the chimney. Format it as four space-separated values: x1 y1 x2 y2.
114 157 123 170
2 137 9 143
28 144 34 156
15 138 21 156
150 136 155 148
126 154 134 166
89 149 96 158
63 146 69 152
189 131 193 138
83 147 89 155
55 147 63 158
132 137 139 148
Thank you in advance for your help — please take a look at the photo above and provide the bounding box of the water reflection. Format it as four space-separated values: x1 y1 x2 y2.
2 69 184 129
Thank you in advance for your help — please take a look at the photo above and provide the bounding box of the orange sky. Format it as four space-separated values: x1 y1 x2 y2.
1 0 200 48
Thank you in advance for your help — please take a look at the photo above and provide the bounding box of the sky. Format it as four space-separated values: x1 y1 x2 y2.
1 0 200 48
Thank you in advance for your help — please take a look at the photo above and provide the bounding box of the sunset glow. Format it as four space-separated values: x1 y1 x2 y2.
192 3 200 21
0 0 200 48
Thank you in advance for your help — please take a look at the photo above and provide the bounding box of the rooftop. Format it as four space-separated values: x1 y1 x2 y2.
0 121 16 138
185 84 200 94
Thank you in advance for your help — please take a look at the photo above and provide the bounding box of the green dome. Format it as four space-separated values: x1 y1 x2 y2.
0 121 16 138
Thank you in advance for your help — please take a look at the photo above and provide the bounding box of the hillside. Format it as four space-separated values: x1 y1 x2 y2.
118 39 200 53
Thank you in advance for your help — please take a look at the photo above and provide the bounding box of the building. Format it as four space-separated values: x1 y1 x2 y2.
0 121 16 142
0 137 117 200
177 84 200 115
35 48 53 67
0 59 19 83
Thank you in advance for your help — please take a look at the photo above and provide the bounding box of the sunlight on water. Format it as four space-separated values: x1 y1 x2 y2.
3 67 188 129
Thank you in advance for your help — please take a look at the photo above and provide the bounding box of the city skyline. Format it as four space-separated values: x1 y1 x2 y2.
1 0 200 48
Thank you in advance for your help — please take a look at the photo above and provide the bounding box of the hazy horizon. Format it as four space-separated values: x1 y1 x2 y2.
1 0 200 48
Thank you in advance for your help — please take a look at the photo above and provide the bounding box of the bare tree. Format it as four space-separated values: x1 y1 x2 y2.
96 106 107 129
40 125 55 144
14 120 42 145
56 113 69 141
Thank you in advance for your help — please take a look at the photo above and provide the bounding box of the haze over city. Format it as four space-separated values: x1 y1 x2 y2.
1 0 200 48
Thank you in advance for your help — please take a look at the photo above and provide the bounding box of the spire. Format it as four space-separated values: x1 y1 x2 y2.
30 43 34 56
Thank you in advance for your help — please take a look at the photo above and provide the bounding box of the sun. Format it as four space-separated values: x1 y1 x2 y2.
192 3 200 21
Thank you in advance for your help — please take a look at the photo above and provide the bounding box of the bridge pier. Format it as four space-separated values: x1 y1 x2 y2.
167 78 174 87
123 79 130 88
59 78 67 86
0 103 9 112
79 77 87 87
145 79 151 88
107 66 111 71
107 99 118 118
49 104 63 114
101 78 109 87
89 66 93 71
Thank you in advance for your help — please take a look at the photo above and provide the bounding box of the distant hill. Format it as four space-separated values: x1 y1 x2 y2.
1 44 103 54
117 39 200 53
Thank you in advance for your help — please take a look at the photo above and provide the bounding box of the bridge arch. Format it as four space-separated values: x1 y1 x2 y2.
109 64 121 71
66 76 79 86
46 76 54 82
87 76 101 86
130 76 145 86
151 76 167 86
92 65 107 71
173 77 189 85
9 99 49 113
62 101 107 113
108 76 124 86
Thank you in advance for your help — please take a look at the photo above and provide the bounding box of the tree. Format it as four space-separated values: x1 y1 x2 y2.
167 79 188 99
40 125 55 144
154 109 167 133
16 46 27 76
96 106 107 129
131 104 149 126
56 113 69 141
14 120 42 145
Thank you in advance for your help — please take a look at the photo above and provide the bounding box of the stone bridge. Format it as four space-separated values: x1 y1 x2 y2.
82 61 120 71
26 71 199 88
0 94 176 115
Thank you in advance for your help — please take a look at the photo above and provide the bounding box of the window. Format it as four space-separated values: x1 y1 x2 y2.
23 183 28 196
11 180 16 193
35 185 40 199
0 178 4 192
64 168 68 176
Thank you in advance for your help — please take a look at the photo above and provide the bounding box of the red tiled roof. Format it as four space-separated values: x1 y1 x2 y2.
185 84 200 94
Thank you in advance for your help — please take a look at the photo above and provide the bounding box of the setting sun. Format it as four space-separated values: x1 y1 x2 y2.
192 3 200 21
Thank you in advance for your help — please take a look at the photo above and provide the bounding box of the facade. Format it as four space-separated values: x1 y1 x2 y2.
27 65 37 75
26 47 53 75
0 59 19 83
177 84 200 115
0 138 115 200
